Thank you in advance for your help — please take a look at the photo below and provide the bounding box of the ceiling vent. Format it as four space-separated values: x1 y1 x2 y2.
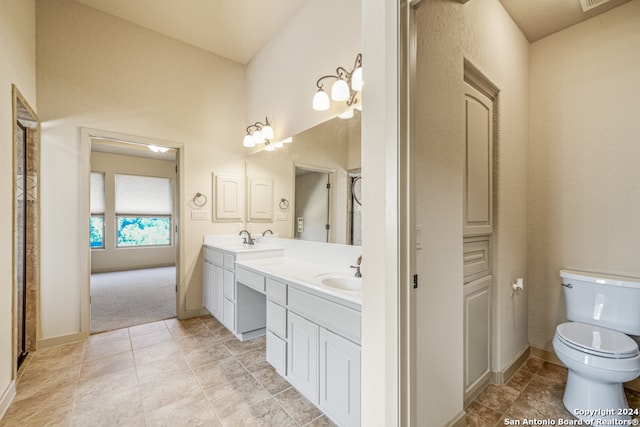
580 0 613 12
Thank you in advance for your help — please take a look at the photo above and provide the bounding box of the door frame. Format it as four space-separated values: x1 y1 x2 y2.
292 162 336 243
11 85 40 377
80 128 185 334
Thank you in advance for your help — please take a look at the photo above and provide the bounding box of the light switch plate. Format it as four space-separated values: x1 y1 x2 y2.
191 210 210 220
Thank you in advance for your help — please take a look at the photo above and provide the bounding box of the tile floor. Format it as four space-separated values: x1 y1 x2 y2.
0 315 336 427
466 356 640 427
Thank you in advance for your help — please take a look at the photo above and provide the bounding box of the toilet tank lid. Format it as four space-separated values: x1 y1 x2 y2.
560 269 640 289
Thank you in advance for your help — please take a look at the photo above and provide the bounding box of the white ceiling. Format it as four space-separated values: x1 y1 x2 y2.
76 0 633 64
76 0 305 64
499 0 632 42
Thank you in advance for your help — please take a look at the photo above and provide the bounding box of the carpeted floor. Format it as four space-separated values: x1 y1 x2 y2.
90 266 176 334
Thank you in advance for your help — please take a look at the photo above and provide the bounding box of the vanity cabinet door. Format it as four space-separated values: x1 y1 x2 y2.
266 330 287 375
222 297 235 332
319 328 361 427
287 311 319 402
210 263 224 320
203 261 213 314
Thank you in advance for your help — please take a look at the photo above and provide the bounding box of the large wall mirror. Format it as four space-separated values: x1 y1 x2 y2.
245 110 361 245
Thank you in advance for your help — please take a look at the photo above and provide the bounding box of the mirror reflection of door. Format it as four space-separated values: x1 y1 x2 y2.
294 167 330 242
349 172 362 246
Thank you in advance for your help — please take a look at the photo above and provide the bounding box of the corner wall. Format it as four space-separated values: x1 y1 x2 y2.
528 1 640 351
36 0 246 341
0 0 36 415
412 0 529 423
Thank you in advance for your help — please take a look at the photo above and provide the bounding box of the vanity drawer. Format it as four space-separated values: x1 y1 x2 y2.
223 253 235 270
266 278 287 305
204 247 223 266
463 237 491 283
288 287 360 345
266 330 287 375
267 300 287 338
236 267 266 293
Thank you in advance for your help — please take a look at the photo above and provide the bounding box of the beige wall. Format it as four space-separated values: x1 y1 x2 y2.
413 0 529 423
0 0 36 412
528 1 640 351
36 0 246 341
245 0 362 142
90 152 177 273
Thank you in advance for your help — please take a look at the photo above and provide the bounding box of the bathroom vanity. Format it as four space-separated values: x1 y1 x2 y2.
202 236 362 427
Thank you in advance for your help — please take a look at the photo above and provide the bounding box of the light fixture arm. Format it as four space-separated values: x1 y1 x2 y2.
313 53 362 109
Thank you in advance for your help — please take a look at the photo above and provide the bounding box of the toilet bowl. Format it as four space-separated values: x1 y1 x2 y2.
553 321 640 421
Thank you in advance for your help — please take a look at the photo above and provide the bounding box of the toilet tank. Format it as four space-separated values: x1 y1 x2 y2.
560 270 640 335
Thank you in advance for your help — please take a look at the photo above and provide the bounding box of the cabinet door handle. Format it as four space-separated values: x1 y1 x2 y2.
561 283 573 288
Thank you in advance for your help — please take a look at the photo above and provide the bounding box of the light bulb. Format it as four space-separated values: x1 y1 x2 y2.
243 134 255 147
262 124 274 140
274 141 284 149
265 144 275 151
313 88 330 111
351 67 363 91
331 79 350 102
252 129 264 144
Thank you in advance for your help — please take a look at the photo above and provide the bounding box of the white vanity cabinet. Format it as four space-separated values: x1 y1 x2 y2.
203 247 224 320
261 274 361 427
203 243 283 340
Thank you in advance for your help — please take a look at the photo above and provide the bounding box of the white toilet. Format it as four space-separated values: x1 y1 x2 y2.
553 270 640 422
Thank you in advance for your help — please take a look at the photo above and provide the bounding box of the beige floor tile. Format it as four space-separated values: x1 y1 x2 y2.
70 385 146 427
182 342 233 370
251 365 292 395
235 348 270 373
217 397 297 427
145 394 221 427
192 356 249 390
75 366 138 404
222 336 266 356
506 366 535 392
304 415 339 427
80 350 135 381
274 387 323 426
139 373 205 412
465 401 502 427
83 335 132 361
207 374 271 418
130 328 174 351
474 384 521 414
133 340 182 366
128 320 170 338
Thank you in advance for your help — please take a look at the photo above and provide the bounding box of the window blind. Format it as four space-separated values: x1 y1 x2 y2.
115 174 171 215
90 172 105 214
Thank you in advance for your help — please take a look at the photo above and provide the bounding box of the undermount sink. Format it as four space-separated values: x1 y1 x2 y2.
316 274 362 292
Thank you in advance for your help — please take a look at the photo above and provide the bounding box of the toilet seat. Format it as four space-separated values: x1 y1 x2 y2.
555 322 639 359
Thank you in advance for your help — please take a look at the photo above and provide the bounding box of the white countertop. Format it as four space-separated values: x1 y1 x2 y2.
235 257 362 310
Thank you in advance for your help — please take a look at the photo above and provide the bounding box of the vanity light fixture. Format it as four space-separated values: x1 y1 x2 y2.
243 117 274 148
312 53 363 112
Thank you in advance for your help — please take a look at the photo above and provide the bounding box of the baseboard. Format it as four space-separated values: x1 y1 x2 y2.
530 345 563 366
37 331 88 349
446 410 466 427
0 381 16 421
493 346 531 385
179 308 207 320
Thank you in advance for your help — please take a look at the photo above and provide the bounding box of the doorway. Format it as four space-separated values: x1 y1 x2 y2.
82 129 182 334
12 85 40 372
294 166 330 243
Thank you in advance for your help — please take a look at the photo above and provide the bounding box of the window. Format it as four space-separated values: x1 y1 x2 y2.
90 172 105 249
115 174 172 248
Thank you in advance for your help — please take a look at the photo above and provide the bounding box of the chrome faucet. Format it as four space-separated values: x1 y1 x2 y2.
350 255 362 278
262 229 274 236
238 230 254 245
